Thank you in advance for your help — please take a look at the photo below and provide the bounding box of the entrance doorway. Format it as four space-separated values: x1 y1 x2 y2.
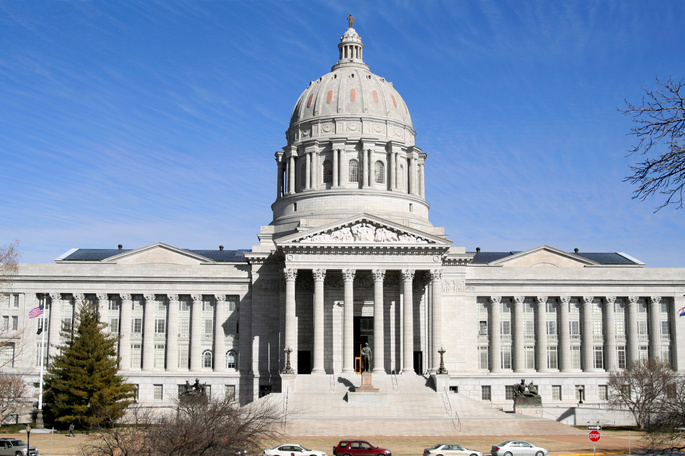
297 350 311 374
414 351 423 375
353 316 373 373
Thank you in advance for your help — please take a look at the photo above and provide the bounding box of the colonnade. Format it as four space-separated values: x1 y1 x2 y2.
282 267 443 375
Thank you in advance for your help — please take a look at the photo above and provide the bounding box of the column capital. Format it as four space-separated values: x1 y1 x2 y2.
191 294 203 303
372 269 385 281
650 296 662 304
342 269 356 281
215 294 226 302
49 292 61 302
401 269 415 281
312 268 326 281
490 295 502 305
284 268 298 281
513 296 525 305
72 293 84 303
144 294 156 302
430 269 442 281
120 293 132 302
628 295 640 305
582 296 594 305
536 296 548 305
559 295 571 305
605 296 616 305
97 292 108 301
167 294 179 302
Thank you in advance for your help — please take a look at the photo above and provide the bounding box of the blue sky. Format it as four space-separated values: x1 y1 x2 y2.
2 1 684 266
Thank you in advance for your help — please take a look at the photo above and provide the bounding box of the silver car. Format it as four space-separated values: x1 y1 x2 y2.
424 444 482 456
264 444 327 456
0 438 39 456
491 441 548 456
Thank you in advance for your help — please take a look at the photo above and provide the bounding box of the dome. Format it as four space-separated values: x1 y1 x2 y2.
287 25 414 145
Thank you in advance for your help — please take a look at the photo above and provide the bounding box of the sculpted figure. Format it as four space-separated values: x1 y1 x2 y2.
360 343 372 372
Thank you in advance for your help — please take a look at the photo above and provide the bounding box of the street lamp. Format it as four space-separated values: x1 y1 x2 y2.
437 346 448 374
25 424 31 453
578 385 584 404
282 346 294 374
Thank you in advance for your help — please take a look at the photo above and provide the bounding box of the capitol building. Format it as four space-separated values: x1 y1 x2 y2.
4 20 685 430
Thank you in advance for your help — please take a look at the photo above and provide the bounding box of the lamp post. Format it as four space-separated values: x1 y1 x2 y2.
282 346 294 374
25 424 31 453
437 346 448 374
578 385 584 404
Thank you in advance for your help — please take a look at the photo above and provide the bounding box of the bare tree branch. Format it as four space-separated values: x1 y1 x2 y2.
621 77 685 211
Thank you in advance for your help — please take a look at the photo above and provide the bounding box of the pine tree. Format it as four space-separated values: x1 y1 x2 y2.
44 300 135 428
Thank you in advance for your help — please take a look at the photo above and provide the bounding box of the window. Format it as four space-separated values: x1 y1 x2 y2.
598 385 608 401
322 160 332 183
615 300 625 313
131 343 142 368
546 320 557 336
299 163 306 189
36 342 48 366
524 320 534 338
109 318 119 335
661 320 670 336
639 345 648 361
348 160 359 183
179 298 190 312
157 298 166 312
155 318 166 334
617 346 626 369
637 320 648 336
1 316 8 331
571 346 581 370
0 342 15 367
374 160 385 184
61 317 72 332
525 346 535 369
225 384 236 401
178 344 189 369
478 321 488 336
501 347 512 370
202 297 213 312
11 316 17 331
154 344 165 368
661 346 671 364
593 346 604 369
203 318 214 338
132 318 143 334
478 346 488 370
524 301 534 313
592 319 603 335
12 295 19 308
615 319 625 336
481 385 491 401
546 301 557 313
501 302 511 313
227 296 238 312
203 350 213 369
638 301 647 313
547 346 558 369
153 384 163 400
569 320 580 339
108 297 120 311
227 318 237 335
505 385 515 400
500 320 511 336
179 317 189 338
226 350 237 369
552 385 562 400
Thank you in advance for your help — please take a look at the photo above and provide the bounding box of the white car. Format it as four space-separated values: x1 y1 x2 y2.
491 441 548 456
264 444 328 456
424 443 482 456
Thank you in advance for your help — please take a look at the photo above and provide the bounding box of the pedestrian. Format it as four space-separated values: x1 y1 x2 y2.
68 423 75 437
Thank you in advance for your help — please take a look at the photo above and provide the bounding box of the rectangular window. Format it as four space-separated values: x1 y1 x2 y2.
501 302 510 313
225 384 236 401
11 316 18 331
501 347 512 370
638 301 647 313
661 320 670 336
593 346 604 369
617 346 626 369
478 346 488 370
108 297 120 311
61 317 73 332
157 299 166 312
12 295 19 308
661 302 669 313
546 320 557 336
505 385 515 400
547 346 558 369
132 318 143 334
0 342 15 367
155 318 166 334
614 300 625 313
570 320 580 339
598 385 608 401
226 318 237 335
661 346 671 364
202 297 213 312
1 316 8 331
203 318 214 338
571 346 581 370
227 296 239 312
524 320 534 338
592 319 603 335
131 343 142 368
178 344 189 369
615 319 625 336
525 346 535 369
154 344 165 368
109 318 119 335
481 385 491 401
179 318 189 338
179 298 190 312
546 301 557 313
639 345 649 361
552 385 562 401
524 302 534 313
478 321 488 336
500 320 511 336
637 320 648 336
153 384 163 400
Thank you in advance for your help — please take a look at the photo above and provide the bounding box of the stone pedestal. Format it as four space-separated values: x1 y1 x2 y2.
281 373 296 393
514 395 543 417
356 372 378 392
34 410 44 429
432 373 449 392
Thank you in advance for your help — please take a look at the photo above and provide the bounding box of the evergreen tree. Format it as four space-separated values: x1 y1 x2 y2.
44 300 135 428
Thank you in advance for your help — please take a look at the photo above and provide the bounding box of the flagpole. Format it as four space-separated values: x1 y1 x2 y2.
36 302 47 429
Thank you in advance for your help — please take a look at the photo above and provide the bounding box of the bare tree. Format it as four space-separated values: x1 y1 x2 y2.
607 359 676 430
0 374 26 424
0 241 19 293
621 77 685 210
83 395 284 456
642 375 685 450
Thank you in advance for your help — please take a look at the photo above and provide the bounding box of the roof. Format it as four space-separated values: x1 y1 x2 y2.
60 248 250 262
468 251 641 265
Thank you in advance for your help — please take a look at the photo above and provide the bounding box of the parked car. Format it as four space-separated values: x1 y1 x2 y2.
264 444 327 456
333 441 391 456
0 438 39 456
491 441 548 456
423 443 482 456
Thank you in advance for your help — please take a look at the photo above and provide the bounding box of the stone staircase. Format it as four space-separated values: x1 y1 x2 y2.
257 373 584 436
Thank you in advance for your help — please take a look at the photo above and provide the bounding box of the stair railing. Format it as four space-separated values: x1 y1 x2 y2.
391 371 399 392
443 387 462 432
330 374 336 392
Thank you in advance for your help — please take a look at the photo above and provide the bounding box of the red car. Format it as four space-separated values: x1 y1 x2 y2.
333 441 391 456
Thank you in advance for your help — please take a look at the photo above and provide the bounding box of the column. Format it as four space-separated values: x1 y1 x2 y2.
402 269 415 374
214 295 226 372
342 269 355 373
97 293 108 323
119 294 132 370
305 151 311 190
190 294 203 371
419 153 426 197
284 269 298 370
649 296 661 360
142 294 155 371
288 155 296 194
582 296 594 371
430 269 443 373
558 296 571 372
489 296 502 373
393 151 399 190
312 269 326 374
333 149 340 187
48 293 61 360
311 149 318 189
604 296 617 370
407 156 414 194
513 296 525 372
275 152 284 198
362 148 369 188
373 269 385 373
536 296 548 372
166 294 179 371
389 148 396 190
627 296 639 365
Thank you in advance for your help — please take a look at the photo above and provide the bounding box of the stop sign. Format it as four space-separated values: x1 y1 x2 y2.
589 430 601 442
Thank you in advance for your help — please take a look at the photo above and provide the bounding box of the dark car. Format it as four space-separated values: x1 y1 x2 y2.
333 441 391 456
0 438 39 456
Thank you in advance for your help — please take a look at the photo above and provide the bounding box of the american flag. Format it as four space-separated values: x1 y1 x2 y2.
28 304 44 319
679 305 685 317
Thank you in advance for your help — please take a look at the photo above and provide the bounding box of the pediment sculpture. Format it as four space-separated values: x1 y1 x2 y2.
299 222 432 244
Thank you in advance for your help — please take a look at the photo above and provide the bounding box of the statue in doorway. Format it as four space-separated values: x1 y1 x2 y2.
361 343 372 373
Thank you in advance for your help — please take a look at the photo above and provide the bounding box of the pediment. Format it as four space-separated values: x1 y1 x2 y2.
490 245 598 268
276 214 451 248
102 242 214 265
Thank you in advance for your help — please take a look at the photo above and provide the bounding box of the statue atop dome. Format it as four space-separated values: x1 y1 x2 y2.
347 14 354 28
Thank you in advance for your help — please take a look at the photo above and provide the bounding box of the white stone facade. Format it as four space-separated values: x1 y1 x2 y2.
2 22 685 421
